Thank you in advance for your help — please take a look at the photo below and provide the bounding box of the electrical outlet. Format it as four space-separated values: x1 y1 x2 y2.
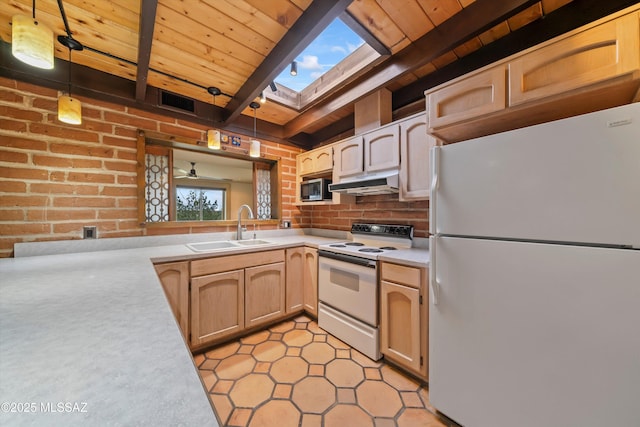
83 226 97 239
282 220 291 228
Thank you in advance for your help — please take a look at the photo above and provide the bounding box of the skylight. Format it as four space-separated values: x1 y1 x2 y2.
275 18 365 92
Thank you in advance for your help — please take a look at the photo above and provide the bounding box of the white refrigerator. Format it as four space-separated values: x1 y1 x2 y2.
428 103 640 427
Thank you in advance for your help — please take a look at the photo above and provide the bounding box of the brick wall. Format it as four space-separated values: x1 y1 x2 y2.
0 77 428 258
0 77 310 257
309 195 429 238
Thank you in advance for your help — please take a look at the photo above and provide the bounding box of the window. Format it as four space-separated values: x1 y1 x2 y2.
176 186 226 221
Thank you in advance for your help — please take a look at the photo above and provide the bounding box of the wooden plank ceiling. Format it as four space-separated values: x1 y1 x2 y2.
0 0 636 148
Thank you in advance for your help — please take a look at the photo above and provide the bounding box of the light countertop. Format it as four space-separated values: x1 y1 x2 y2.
0 229 428 426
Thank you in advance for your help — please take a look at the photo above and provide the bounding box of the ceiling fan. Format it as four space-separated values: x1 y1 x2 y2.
174 161 199 179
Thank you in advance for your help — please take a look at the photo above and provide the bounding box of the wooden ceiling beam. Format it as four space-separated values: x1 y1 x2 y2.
222 0 353 125
283 0 539 138
340 10 391 56
135 0 158 101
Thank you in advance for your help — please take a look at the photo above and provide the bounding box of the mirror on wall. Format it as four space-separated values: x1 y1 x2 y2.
139 134 280 225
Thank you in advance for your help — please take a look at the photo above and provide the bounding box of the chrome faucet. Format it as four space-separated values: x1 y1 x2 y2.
236 204 254 240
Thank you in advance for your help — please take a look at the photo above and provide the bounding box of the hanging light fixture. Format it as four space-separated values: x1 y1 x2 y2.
11 1 54 69
269 82 277 92
206 87 221 150
57 36 83 125
249 101 261 158
260 91 266 104
290 61 297 76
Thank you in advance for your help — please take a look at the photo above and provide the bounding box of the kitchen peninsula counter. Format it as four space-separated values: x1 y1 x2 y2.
0 230 428 426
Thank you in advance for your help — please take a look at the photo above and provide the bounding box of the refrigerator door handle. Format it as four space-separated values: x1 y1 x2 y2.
429 235 439 305
429 146 440 235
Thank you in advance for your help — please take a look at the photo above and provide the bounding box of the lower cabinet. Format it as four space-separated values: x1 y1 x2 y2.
155 246 320 351
245 262 286 328
191 269 244 347
285 247 304 313
379 262 428 379
303 247 318 317
154 261 190 340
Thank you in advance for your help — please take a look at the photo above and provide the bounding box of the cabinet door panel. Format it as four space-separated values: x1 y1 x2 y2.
509 13 640 106
303 248 318 316
399 114 436 201
286 248 304 313
364 125 400 173
245 262 286 328
334 137 364 179
380 280 421 373
428 66 507 130
154 262 189 339
191 269 244 347
313 146 333 173
298 154 314 176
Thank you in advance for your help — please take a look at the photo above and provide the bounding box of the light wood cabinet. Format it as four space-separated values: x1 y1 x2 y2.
191 269 244 347
509 12 640 106
154 261 190 340
424 6 640 143
399 113 437 201
379 262 428 379
427 65 507 132
245 262 286 328
303 247 318 317
333 136 364 179
286 247 304 313
363 124 400 173
297 145 333 177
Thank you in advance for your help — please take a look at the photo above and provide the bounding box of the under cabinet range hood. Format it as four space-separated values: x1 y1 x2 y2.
329 173 399 195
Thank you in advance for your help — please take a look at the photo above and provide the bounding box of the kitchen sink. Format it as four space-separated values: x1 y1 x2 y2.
186 239 274 252
234 239 272 246
186 241 238 252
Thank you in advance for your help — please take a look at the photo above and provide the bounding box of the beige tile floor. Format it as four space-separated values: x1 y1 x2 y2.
194 316 458 427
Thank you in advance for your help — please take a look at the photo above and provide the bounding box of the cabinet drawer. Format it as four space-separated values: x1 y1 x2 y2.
509 12 640 106
380 262 422 288
191 250 285 277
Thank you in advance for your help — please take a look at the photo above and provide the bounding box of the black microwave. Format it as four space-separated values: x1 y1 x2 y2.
301 178 332 201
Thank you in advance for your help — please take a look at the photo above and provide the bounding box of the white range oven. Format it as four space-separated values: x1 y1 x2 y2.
317 223 414 360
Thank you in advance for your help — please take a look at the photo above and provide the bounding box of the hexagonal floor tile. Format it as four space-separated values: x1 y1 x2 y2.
300 342 335 365
253 340 287 362
241 329 270 345
282 329 313 347
325 359 365 388
356 380 403 418
269 320 295 333
397 408 447 427
270 356 309 384
291 377 336 413
215 354 256 380
205 341 241 360
381 365 421 391
324 404 373 427
249 400 300 427
229 373 274 407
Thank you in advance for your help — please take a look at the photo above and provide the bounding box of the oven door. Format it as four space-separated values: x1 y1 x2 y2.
318 251 377 326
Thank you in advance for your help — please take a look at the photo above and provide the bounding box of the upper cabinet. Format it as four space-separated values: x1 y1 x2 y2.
363 124 400 173
333 136 364 180
297 145 333 177
427 66 507 131
425 6 640 143
399 113 436 201
509 12 640 106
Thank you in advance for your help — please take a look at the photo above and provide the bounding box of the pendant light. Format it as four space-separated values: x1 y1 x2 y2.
206 87 221 150
57 36 83 125
290 61 298 76
11 1 54 70
249 101 261 158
